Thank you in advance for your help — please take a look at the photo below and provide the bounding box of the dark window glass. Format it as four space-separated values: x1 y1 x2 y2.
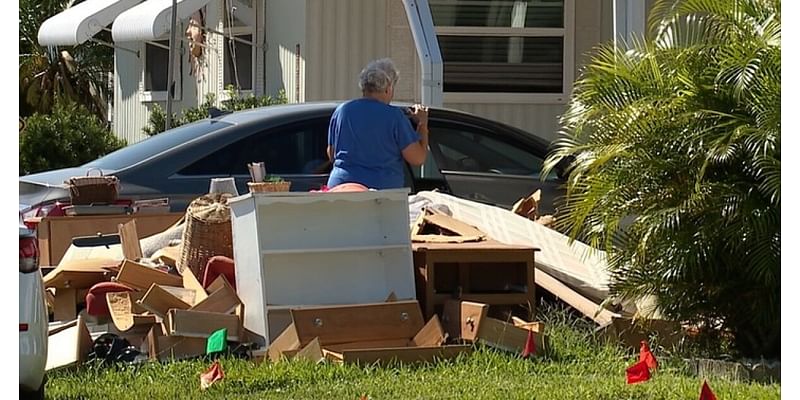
430 0 564 28
429 125 543 175
179 121 329 176
84 120 233 170
144 40 170 91
224 34 253 90
439 36 563 93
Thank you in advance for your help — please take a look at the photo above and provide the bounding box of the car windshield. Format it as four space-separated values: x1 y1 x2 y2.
84 120 233 170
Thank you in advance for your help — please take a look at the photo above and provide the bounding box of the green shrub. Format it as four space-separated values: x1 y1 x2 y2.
143 88 288 136
20 101 126 176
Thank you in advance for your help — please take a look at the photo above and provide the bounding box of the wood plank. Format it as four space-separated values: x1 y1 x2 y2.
181 268 209 304
166 309 241 341
476 317 546 356
115 259 183 290
53 288 78 322
106 291 156 331
324 339 411 353
412 234 485 243
535 268 619 326
411 315 446 347
37 218 51 266
118 220 143 261
267 323 301 362
145 326 207 361
45 315 93 371
442 300 488 342
190 275 241 314
339 345 472 365
290 301 424 347
160 286 198 306
294 337 324 363
43 258 118 289
511 317 544 333
423 214 486 238
138 284 192 318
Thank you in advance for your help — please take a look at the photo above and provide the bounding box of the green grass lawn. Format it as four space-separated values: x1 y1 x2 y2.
47 305 780 399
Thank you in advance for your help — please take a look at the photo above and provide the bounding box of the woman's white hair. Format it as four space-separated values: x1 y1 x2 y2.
359 58 399 94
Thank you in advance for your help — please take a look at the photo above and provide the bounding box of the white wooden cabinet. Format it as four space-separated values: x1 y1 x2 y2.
229 189 416 344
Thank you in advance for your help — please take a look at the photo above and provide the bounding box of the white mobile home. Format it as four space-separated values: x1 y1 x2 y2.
38 0 652 144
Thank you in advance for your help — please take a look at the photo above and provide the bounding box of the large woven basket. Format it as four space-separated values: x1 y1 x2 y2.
247 181 291 193
177 193 234 279
65 169 119 205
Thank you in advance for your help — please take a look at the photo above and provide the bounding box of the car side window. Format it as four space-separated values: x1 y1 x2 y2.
428 125 544 176
179 121 330 176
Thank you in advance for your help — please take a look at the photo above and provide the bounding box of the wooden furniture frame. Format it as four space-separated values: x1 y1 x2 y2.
413 241 539 319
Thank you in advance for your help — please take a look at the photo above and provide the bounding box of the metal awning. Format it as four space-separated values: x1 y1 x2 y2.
112 0 214 42
38 0 142 46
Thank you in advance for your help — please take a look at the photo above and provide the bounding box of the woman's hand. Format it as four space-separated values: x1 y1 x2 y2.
410 104 429 133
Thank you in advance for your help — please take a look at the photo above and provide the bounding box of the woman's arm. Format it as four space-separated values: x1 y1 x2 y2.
401 105 429 166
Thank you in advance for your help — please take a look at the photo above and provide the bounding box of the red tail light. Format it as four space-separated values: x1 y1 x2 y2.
19 236 39 273
19 323 29 332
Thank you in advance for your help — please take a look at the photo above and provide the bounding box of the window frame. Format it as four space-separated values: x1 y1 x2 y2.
139 38 183 103
220 4 256 98
432 0 575 104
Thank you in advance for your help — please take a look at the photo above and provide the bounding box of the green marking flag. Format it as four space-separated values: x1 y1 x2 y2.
206 328 227 354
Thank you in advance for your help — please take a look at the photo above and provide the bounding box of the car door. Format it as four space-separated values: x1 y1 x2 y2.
426 119 562 213
175 119 331 197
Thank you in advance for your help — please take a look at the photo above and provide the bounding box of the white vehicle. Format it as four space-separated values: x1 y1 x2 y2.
19 213 47 399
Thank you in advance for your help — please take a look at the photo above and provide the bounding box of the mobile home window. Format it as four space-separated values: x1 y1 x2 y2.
144 40 170 92
430 0 571 95
223 34 254 91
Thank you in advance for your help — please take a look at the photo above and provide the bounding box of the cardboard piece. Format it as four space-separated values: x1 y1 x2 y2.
272 301 471 365
106 291 156 331
191 275 241 314
45 315 93 371
145 326 207 361
115 259 183 290
138 284 192 318
166 309 242 341
442 300 489 342
118 220 143 261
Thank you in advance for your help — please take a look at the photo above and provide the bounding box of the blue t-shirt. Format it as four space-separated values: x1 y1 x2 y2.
327 98 421 189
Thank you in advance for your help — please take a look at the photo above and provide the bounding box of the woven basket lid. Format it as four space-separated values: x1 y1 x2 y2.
187 193 232 223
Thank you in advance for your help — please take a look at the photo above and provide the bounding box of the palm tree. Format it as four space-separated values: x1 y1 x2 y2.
19 0 113 122
543 0 780 357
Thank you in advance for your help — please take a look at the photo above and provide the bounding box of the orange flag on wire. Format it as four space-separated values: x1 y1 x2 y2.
200 360 225 390
639 341 658 370
699 380 717 400
521 329 537 358
626 360 651 384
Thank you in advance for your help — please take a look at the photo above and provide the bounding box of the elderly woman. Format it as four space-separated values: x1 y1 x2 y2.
326 58 429 190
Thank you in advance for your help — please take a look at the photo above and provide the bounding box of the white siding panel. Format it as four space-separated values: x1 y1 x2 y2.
265 0 306 101
305 0 388 101
444 103 566 141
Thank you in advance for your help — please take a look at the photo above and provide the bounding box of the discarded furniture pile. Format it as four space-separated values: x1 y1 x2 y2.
36 185 681 372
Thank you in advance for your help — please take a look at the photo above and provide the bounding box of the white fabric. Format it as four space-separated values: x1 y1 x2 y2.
112 0 213 42
409 191 612 302
38 0 141 45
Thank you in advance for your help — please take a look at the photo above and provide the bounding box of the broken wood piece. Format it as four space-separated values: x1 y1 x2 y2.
410 315 446 347
118 220 143 261
115 259 182 290
160 286 198 306
411 234 485 243
181 268 209 304
442 300 489 343
476 317 546 356
45 314 93 371
338 345 472 365
289 301 425 347
145 326 207 361
511 189 541 221
53 288 78 322
294 337 324 363
322 349 344 362
323 339 411 353
267 323 301 363
137 284 191 318
385 291 398 302
423 214 486 239
511 316 544 333
151 245 181 268
190 275 241 314
535 268 620 326
166 309 241 341
106 291 156 331
44 258 119 290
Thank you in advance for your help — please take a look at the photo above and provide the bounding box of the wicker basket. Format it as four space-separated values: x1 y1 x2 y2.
177 193 234 279
247 181 292 193
65 169 119 205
